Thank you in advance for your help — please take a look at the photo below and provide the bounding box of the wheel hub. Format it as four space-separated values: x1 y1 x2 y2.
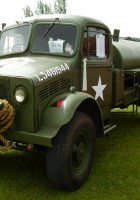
76 143 86 162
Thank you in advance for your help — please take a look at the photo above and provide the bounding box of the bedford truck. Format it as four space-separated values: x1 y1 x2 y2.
0 14 140 191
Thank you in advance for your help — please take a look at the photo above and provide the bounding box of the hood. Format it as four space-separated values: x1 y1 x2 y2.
0 56 72 83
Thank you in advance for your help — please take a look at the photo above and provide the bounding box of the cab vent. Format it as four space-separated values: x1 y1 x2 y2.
39 78 69 100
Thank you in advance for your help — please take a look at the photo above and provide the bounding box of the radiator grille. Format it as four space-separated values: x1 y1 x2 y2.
0 80 9 100
39 78 69 100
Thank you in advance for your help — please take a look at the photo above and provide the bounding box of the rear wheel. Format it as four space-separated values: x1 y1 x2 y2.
46 111 96 191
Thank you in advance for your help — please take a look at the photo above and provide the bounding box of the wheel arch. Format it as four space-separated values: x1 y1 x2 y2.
76 98 104 136
42 92 104 142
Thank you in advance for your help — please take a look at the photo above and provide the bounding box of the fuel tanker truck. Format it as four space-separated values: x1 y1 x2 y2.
0 14 140 191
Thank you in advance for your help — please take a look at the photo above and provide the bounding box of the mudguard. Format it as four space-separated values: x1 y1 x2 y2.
42 91 103 141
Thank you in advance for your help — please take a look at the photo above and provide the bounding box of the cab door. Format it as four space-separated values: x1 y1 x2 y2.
82 26 113 121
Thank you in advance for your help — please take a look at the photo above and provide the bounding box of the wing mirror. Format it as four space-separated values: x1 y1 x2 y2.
113 29 120 42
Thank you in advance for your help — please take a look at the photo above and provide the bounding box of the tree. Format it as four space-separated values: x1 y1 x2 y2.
35 0 52 15
23 0 67 17
54 0 67 14
23 5 33 17
124 36 140 42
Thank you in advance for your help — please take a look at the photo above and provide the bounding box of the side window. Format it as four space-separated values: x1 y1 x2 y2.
83 27 109 59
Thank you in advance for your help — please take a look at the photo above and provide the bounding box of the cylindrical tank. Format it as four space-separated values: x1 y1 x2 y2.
113 40 140 69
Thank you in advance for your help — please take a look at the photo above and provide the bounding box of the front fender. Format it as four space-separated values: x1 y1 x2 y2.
42 92 96 139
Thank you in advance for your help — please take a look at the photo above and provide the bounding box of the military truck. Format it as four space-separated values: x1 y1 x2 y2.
0 15 140 191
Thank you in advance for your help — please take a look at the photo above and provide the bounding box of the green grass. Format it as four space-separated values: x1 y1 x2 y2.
0 107 140 200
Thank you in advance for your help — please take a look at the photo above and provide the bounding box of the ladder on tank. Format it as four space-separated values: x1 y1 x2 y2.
124 68 140 115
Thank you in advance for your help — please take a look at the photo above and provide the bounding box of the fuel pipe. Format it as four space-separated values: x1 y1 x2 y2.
0 99 15 151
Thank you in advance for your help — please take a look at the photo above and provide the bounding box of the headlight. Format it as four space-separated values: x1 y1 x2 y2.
15 87 28 103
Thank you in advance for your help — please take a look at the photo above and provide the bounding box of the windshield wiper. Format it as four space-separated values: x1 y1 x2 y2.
43 18 59 37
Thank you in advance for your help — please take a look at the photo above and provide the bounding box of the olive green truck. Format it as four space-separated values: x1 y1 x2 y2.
0 15 140 191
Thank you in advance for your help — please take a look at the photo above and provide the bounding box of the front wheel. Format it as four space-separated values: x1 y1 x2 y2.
46 111 96 191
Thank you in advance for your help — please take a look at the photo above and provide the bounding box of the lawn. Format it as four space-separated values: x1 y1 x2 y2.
0 108 140 200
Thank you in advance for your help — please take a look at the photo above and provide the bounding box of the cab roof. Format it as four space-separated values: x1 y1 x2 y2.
4 14 110 32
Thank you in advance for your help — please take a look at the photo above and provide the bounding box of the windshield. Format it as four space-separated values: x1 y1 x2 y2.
0 25 31 56
31 24 77 55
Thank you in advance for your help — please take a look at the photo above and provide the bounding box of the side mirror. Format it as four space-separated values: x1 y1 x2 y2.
2 23 6 29
113 29 120 42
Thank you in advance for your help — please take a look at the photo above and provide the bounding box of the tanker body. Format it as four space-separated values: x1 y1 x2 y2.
113 40 140 69
112 40 140 111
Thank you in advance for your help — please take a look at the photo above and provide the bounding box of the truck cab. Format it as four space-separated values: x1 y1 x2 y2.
0 15 111 142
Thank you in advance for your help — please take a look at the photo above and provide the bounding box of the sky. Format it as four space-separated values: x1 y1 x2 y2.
0 0 139 37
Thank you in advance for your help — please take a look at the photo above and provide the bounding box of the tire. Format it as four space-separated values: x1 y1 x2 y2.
46 111 96 191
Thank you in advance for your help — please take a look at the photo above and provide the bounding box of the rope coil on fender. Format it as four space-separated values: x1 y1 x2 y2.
0 99 15 151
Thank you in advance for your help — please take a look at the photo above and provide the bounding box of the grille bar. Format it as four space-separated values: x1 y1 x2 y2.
0 79 9 100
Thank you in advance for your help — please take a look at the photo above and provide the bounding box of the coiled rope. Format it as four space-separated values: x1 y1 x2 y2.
0 99 15 151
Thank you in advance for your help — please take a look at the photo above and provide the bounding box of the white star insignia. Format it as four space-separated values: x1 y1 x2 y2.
92 76 107 100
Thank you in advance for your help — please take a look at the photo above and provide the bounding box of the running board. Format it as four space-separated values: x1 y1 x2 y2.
104 124 117 135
